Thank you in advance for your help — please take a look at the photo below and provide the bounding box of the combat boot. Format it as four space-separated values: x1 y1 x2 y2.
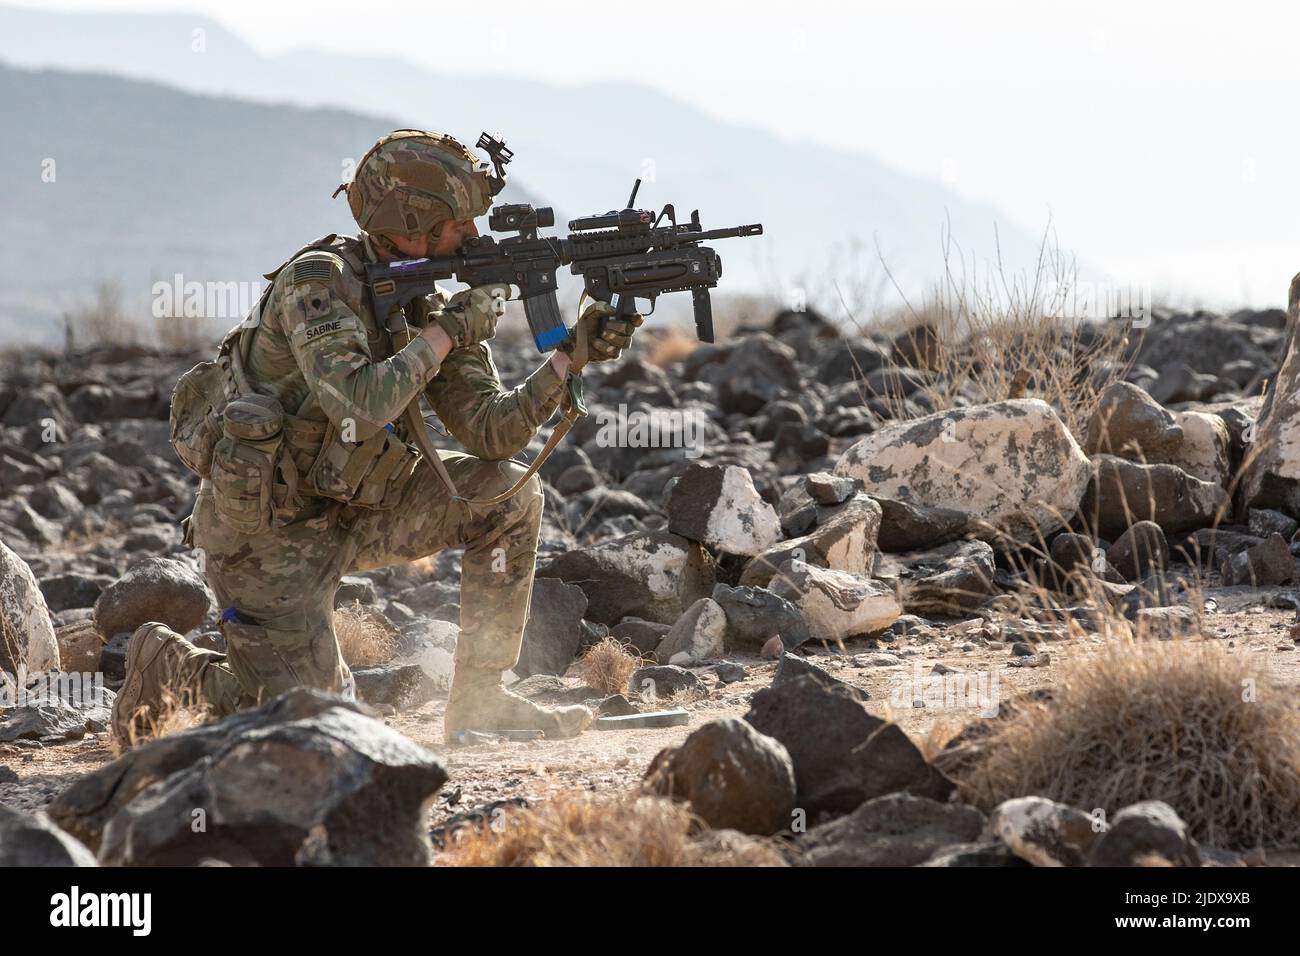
110 622 211 745
443 669 593 744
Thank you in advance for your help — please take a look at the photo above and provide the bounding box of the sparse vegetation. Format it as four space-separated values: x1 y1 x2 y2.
114 688 211 754
955 638 1300 850
574 636 641 696
435 790 786 866
333 601 397 667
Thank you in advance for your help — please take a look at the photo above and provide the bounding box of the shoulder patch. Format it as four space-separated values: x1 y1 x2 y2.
293 257 336 283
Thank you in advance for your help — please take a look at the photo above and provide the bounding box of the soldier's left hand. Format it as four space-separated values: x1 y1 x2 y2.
571 300 643 370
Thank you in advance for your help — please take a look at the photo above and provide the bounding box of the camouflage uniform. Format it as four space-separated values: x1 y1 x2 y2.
119 237 564 727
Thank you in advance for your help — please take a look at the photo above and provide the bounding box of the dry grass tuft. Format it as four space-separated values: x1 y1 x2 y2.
644 324 699 367
333 602 397 667
435 790 786 867
115 688 211 754
956 638 1300 850
575 637 642 696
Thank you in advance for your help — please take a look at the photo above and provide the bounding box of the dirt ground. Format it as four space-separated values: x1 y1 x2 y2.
5 580 1299 856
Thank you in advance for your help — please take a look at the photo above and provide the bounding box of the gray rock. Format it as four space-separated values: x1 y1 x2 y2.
768 561 902 641
656 597 727 666
871 495 970 552
744 674 953 818
1082 456 1229 539
0 806 97 866
0 538 60 673
334 575 379 607
93 557 211 641
773 652 868 701
741 493 881 586
610 617 671 657
631 664 703 700
514 578 589 677
921 841 1032 867
716 334 802 414
1085 381 1183 460
0 688 114 743
1221 533 1295 586
667 463 780 557
896 540 997 616
1248 508 1298 540
799 793 984 866
1088 801 1200 867
1107 521 1169 582
352 663 439 712
711 583 812 651
990 796 1102 866
38 571 115 614
48 688 446 866
644 717 796 836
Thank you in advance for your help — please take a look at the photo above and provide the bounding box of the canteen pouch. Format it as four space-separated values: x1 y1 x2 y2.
169 360 229 479
210 395 285 535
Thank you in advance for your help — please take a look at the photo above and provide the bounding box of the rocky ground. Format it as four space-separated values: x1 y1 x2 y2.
2 302 1300 866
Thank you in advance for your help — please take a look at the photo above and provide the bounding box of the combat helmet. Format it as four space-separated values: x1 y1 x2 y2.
338 130 497 239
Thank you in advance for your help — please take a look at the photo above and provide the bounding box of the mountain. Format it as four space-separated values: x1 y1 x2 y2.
0 4 1056 338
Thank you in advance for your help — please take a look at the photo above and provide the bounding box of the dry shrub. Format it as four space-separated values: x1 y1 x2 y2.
842 231 1134 441
333 601 397 667
436 790 785 867
575 637 641 696
114 688 211 754
644 324 698 367
956 638 1300 850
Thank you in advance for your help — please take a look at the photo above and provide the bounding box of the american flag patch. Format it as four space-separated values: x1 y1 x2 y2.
293 258 334 283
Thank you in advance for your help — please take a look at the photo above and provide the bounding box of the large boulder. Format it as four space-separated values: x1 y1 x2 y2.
1238 314 1300 517
1081 456 1230 539
644 718 797 836
0 806 97 866
537 531 716 626
767 561 901 642
93 556 211 641
0 538 59 673
667 463 781 557
744 673 953 819
47 689 446 866
835 399 1091 541
799 793 985 866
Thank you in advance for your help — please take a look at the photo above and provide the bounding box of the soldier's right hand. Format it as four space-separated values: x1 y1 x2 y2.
434 284 509 349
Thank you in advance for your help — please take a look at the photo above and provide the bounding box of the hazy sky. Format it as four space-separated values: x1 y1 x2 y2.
29 0 1300 306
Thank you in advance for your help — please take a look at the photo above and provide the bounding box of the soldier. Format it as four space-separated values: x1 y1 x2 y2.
112 130 640 744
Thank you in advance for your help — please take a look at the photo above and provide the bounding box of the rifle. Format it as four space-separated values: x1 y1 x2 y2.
371 133 763 506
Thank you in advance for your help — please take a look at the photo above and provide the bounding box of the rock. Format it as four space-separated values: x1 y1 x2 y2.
333 575 378 607
1048 532 1106 585
47 688 446 865
744 674 954 818
1085 381 1183 459
0 688 114 743
610 617 671 657
1107 520 1169 582
1238 319 1300 516
537 530 716 626
393 620 459 692
93 556 211 641
816 340 888 385
352 663 439 712
836 399 1092 541
630 664 703 701
1082 456 1229 539
98 631 130 682
656 597 727 665
713 662 746 683
891 322 942 371
1221 533 1295 586
39 571 116 614
870 495 970 552
514 579 589 678
667 463 780 557
715 334 802 414
0 806 97 866
1167 410 1232 486
1248 508 1298 540
799 793 984 867
0 538 60 673
53 621 102 671
644 718 797 836
771 422 830 473
1131 605 1199 639
806 472 863 505
1088 801 1200 867
740 493 881 587
768 561 901 642
773 652 868 701
895 540 997 616
990 796 1102 867
711 583 813 651
921 842 1032 867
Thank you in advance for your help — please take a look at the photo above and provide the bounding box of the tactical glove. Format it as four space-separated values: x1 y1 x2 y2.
569 299 643 372
435 284 508 349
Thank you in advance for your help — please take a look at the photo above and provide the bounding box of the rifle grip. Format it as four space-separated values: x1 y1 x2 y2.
523 290 568 352
692 287 715 343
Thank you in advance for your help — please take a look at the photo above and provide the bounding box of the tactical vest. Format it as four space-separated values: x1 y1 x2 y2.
169 234 419 534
